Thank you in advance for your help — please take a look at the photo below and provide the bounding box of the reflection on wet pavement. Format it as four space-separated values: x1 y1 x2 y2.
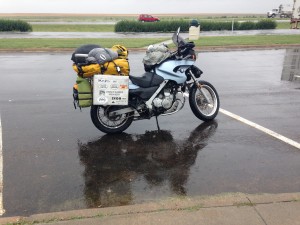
78 121 217 208
282 48 300 82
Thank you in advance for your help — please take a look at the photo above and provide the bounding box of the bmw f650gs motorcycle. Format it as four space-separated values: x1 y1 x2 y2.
90 28 220 134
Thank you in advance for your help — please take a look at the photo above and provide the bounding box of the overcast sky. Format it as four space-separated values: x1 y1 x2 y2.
0 0 295 14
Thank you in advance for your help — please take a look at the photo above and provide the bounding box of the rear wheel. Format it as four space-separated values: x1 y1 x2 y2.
90 105 133 134
189 81 220 121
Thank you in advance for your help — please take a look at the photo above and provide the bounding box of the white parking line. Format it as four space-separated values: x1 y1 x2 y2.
220 108 300 150
0 116 4 215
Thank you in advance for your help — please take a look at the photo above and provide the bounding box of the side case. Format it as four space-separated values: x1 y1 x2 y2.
76 76 93 108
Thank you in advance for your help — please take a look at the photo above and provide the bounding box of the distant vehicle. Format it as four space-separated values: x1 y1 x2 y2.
267 4 293 18
267 8 280 18
138 14 160 22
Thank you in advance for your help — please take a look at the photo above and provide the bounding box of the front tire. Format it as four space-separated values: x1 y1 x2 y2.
189 81 220 121
90 105 133 134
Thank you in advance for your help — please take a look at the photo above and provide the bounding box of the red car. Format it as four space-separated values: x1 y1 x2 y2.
138 14 160 22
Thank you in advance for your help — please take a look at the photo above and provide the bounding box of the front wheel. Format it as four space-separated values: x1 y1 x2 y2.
189 80 220 121
90 105 134 134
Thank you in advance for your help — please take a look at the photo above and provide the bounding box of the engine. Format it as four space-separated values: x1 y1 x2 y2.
153 88 174 110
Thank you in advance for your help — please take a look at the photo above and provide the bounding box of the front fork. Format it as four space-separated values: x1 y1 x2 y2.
189 70 211 104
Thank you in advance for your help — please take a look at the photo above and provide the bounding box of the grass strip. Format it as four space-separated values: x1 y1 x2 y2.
0 35 299 50
29 22 291 32
0 38 169 49
32 24 115 32
275 22 291 29
195 35 300 47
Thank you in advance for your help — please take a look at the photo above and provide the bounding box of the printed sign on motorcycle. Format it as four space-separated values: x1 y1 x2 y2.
93 75 129 105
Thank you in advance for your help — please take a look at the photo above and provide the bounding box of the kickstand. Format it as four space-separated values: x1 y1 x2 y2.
155 115 160 131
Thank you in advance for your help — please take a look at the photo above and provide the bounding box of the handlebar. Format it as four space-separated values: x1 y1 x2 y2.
175 41 196 58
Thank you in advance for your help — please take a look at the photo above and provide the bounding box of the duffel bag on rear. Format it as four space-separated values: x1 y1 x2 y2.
101 58 130 76
72 64 101 78
72 58 130 77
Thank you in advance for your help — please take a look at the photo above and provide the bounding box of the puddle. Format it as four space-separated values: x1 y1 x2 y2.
78 122 218 208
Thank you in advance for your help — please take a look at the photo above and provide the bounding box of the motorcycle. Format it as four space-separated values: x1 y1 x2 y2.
81 28 220 134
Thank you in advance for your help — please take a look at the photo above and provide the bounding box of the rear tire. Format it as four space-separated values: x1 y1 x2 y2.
90 105 133 134
189 81 220 121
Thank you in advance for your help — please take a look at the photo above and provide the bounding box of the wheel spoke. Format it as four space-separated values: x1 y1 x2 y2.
196 85 217 117
96 106 129 129
91 105 133 134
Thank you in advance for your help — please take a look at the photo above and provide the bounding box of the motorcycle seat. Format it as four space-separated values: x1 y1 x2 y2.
129 72 164 88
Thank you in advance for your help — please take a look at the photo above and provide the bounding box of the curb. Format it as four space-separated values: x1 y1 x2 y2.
1 192 300 225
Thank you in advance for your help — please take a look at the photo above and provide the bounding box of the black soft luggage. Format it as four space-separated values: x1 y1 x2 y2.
71 44 101 64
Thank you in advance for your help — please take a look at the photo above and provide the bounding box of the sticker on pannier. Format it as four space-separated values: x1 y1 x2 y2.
93 75 129 106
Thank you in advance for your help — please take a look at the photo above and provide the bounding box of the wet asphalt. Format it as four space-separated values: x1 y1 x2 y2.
1 29 300 39
0 49 299 217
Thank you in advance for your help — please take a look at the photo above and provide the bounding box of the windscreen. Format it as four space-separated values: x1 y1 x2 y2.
172 28 186 47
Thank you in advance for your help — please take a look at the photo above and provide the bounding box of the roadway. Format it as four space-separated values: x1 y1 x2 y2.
0 29 300 39
0 49 299 217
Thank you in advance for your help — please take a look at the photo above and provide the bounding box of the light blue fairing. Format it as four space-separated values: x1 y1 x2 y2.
155 59 195 84
128 59 195 90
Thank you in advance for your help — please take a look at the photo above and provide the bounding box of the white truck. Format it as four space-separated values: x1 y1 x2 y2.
267 4 293 18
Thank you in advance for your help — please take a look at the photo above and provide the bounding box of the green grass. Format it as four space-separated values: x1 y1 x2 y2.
1 15 290 33
276 22 291 29
32 24 115 32
0 15 136 22
0 35 299 50
0 38 169 49
195 35 300 47
0 15 266 22
29 21 289 32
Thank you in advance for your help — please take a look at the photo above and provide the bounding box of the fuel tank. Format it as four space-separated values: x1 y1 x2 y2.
155 59 194 84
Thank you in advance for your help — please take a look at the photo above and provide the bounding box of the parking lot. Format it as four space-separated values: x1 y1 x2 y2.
0 49 299 217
